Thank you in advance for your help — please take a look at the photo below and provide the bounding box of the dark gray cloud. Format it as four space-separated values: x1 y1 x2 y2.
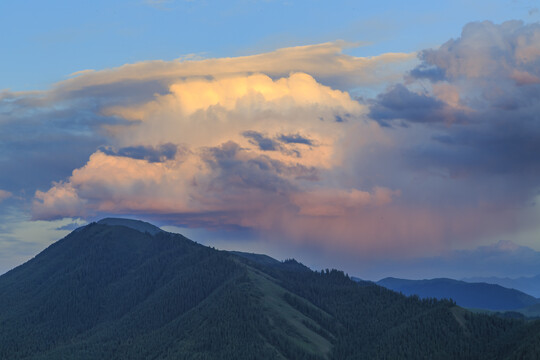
0 85 144 196
100 143 178 163
0 122 107 194
0 60 183 197
277 133 314 146
424 115 540 177
204 141 318 193
241 131 314 158
242 131 279 151
369 84 449 124
367 21 540 208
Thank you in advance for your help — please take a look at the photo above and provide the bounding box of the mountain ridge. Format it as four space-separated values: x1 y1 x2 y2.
1 218 539 359
463 275 540 298
377 277 540 311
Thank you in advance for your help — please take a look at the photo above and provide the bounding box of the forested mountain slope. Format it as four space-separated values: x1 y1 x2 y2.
0 220 539 359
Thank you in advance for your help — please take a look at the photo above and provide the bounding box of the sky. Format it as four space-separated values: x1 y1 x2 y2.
1 0 540 280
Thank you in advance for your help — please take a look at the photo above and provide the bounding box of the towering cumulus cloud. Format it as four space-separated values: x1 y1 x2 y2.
365 20 540 254
372 21 540 190
17 23 540 259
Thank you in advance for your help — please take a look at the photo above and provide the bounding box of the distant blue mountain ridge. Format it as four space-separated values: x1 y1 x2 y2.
462 275 540 298
376 277 540 312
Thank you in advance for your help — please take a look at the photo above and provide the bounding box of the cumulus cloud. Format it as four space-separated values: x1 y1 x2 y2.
30 68 410 253
102 72 363 153
417 21 540 82
369 21 540 208
32 74 373 227
4 26 537 261
4 41 406 195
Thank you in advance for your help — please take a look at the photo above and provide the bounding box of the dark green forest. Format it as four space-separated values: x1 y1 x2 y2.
0 220 539 359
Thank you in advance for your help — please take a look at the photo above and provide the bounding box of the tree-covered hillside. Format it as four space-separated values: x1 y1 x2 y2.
0 220 539 359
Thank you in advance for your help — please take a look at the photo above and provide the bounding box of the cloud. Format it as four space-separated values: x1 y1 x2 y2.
32 142 313 221
0 212 84 275
6 40 405 196
291 187 399 217
277 133 313 146
101 72 364 169
368 21 540 206
55 220 87 231
242 131 279 151
369 84 450 124
66 41 412 90
0 190 12 203
241 131 315 153
416 21 540 82
0 85 119 195
10 42 402 252
100 143 179 162
32 68 406 257
0 27 534 264
366 240 540 280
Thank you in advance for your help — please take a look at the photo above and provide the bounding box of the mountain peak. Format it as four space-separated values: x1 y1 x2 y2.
96 217 163 235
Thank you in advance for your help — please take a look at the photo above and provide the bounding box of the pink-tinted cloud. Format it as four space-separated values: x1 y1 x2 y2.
0 190 12 203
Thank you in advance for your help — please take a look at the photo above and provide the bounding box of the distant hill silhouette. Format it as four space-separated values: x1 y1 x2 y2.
1 219 540 359
463 275 540 298
377 277 540 311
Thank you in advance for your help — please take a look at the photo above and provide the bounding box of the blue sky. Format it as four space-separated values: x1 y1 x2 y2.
2 0 538 91
1 0 540 280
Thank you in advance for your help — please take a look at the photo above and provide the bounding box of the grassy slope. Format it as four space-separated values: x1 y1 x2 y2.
246 266 333 358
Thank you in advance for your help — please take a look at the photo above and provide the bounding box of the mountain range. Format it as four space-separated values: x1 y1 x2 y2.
463 275 540 298
1 218 540 359
376 277 540 312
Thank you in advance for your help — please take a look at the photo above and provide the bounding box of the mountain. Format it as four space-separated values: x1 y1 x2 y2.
1 219 540 359
96 217 164 235
377 277 540 311
463 275 540 298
